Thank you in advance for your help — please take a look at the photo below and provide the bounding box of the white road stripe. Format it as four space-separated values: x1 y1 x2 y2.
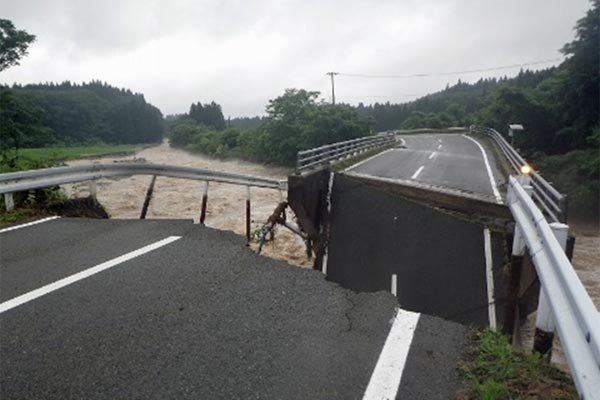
344 149 395 172
437 144 442 150
410 166 425 180
321 172 335 275
461 134 503 204
0 216 60 234
391 274 397 297
363 309 420 400
0 236 181 314
484 228 497 329
428 151 437 160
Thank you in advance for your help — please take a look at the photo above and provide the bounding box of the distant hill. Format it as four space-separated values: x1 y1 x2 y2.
3 81 164 147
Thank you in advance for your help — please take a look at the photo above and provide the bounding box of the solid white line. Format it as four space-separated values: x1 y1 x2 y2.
0 216 60 234
343 149 395 173
391 274 397 297
0 236 181 314
321 172 335 275
410 166 425 180
483 228 497 329
363 309 420 400
461 134 503 204
428 151 437 160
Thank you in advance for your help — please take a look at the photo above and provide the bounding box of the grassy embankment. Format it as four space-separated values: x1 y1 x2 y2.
459 329 577 400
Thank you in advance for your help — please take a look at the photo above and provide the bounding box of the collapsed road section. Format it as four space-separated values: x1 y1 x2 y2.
1 218 466 399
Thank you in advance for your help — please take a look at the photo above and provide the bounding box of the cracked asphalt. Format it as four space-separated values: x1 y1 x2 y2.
1 218 467 399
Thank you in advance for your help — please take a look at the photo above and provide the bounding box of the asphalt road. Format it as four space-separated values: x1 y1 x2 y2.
346 133 506 202
0 218 467 399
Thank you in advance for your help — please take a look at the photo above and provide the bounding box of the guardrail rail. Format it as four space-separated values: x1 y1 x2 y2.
0 162 287 244
507 175 600 399
296 134 396 174
471 126 567 223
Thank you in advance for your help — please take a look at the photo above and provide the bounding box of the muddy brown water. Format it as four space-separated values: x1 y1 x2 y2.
64 142 312 267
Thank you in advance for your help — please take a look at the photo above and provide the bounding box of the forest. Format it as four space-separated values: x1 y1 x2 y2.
2 81 164 146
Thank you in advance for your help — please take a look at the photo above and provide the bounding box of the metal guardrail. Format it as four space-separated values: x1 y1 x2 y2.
0 162 287 194
507 176 600 399
296 134 396 173
0 162 287 243
472 126 567 223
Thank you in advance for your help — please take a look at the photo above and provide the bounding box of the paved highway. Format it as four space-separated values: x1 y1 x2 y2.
1 217 466 399
346 133 506 203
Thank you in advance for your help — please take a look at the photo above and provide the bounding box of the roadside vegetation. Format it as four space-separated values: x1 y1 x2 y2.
167 89 373 166
458 329 577 400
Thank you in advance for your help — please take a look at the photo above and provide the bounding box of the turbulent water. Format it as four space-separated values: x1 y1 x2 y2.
64 142 313 267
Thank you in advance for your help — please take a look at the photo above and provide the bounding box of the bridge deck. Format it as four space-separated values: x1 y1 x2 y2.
1 218 466 399
346 133 506 203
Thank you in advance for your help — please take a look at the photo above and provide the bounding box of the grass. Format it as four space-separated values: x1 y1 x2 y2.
459 329 577 400
19 144 142 164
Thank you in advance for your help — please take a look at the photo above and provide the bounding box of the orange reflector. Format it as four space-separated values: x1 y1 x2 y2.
520 164 532 175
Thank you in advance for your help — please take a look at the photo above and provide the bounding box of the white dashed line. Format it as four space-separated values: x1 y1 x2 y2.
437 144 442 150
0 216 60 234
428 151 437 160
411 166 425 180
363 309 420 400
0 236 181 314
461 134 503 204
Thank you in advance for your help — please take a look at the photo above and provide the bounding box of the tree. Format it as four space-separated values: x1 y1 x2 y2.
0 19 36 71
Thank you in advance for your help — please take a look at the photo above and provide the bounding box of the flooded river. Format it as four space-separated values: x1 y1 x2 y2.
65 142 312 267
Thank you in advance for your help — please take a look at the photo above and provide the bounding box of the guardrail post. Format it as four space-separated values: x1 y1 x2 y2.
503 175 533 336
503 224 526 336
4 193 14 212
139 175 157 219
533 222 569 356
88 180 97 200
245 186 251 245
200 181 209 225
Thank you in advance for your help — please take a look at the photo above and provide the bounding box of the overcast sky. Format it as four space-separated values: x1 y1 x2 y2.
1 0 591 117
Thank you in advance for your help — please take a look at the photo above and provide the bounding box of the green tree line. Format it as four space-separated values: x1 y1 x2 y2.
168 89 373 166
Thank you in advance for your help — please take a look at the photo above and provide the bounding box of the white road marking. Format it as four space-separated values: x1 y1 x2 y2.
410 166 425 180
343 149 395 173
321 172 335 275
483 228 497 329
461 134 503 204
0 216 60 234
391 274 397 297
363 309 420 400
0 236 181 314
437 144 442 150
428 151 437 160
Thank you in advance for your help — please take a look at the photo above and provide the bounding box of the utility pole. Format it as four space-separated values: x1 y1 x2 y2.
326 72 339 104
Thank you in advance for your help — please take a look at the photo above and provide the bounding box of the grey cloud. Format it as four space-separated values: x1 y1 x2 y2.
0 0 591 116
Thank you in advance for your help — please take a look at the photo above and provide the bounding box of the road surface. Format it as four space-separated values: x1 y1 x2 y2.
346 133 506 203
1 217 467 399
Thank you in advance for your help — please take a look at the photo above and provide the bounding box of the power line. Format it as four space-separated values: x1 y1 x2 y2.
338 57 563 79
